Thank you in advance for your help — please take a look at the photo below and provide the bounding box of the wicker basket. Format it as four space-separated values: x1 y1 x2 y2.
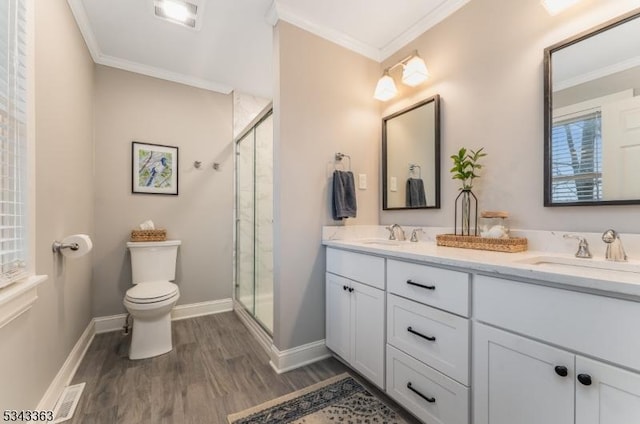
436 234 527 253
130 229 167 242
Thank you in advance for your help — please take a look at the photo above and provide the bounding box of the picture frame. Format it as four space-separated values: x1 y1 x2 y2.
131 141 179 195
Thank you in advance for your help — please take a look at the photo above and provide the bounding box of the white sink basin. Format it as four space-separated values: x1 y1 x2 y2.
517 255 640 274
358 239 403 247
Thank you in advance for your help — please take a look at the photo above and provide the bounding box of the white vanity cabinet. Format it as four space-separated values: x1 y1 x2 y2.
473 274 640 424
325 248 385 389
385 259 471 424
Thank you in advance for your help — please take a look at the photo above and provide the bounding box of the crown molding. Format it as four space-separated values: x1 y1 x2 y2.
66 0 101 62
266 0 471 63
266 1 382 61
66 0 233 94
96 54 233 93
380 0 471 60
554 55 640 92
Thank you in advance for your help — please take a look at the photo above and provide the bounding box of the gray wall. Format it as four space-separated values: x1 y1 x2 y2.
0 0 95 409
92 66 233 316
273 22 381 350
379 0 640 232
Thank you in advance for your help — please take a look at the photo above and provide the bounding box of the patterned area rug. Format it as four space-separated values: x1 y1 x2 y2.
227 373 408 424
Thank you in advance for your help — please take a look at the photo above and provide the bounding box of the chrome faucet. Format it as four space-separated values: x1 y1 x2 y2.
602 229 627 262
385 224 406 241
410 228 424 242
563 234 592 258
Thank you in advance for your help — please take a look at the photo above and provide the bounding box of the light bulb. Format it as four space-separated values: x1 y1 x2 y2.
162 0 190 22
541 0 581 16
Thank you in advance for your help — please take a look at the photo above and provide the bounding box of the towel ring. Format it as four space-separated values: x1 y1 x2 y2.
335 153 351 171
409 164 422 179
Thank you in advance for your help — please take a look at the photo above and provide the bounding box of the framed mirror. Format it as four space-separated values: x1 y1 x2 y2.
383 95 441 210
544 8 640 206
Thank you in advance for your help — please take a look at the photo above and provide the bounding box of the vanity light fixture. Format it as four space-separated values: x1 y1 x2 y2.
153 0 201 29
541 0 582 15
373 70 398 102
374 50 430 101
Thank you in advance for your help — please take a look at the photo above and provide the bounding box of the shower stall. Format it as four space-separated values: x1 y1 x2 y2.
235 106 273 333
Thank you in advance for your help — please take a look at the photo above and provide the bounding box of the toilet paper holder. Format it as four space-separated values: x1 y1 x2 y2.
51 241 79 253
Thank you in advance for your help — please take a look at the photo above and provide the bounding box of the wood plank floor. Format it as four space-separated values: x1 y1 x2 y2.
68 311 418 423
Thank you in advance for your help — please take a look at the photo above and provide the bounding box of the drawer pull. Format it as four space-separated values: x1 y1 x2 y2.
554 366 568 377
407 382 436 403
406 279 436 290
407 326 436 342
577 374 592 386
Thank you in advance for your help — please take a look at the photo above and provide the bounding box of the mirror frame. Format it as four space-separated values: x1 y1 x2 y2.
382 95 441 210
544 7 640 207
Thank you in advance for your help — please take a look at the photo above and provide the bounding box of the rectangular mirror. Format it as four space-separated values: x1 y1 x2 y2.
544 8 640 206
382 95 441 210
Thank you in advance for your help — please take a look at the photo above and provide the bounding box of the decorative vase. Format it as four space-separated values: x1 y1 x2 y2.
454 189 478 236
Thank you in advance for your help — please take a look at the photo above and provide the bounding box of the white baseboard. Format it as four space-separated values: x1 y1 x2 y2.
36 320 95 410
172 298 233 321
38 298 234 409
232 301 330 374
269 340 331 374
94 313 127 334
93 298 234 333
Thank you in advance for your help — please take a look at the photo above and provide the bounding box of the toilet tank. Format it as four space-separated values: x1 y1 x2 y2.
127 240 181 284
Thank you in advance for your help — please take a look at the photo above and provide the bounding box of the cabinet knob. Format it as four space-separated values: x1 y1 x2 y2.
343 285 348 291
577 374 592 386
554 366 568 377
348 287 354 292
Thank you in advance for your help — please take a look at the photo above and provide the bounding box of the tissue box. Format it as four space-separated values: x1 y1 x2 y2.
130 229 167 242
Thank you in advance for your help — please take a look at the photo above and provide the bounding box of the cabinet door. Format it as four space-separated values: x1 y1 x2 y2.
576 356 640 424
473 323 574 424
351 280 385 389
325 273 351 361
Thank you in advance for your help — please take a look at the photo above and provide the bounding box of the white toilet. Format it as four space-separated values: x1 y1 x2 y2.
124 240 181 360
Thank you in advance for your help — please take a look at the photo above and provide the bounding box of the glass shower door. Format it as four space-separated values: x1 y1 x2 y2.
236 129 255 315
235 109 273 333
254 113 273 332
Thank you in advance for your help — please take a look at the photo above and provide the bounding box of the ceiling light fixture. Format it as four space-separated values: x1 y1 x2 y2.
153 0 200 29
374 50 430 101
541 0 582 16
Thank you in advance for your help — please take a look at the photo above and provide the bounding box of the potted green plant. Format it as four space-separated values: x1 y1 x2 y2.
450 147 486 235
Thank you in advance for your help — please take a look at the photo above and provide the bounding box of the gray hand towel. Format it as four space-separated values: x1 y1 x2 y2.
406 178 427 207
332 170 357 220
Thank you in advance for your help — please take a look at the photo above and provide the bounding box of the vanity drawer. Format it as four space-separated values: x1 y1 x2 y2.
387 294 469 385
326 248 385 289
386 344 469 424
474 274 640 372
387 259 470 316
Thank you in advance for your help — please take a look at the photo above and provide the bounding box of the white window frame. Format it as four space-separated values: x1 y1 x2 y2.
0 0 47 329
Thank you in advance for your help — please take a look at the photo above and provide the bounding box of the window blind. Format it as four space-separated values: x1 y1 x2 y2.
0 0 28 288
551 111 602 203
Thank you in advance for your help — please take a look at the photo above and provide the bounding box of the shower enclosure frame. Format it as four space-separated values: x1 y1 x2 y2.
233 104 274 336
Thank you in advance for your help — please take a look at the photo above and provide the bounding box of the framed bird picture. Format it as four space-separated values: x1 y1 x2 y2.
132 141 179 195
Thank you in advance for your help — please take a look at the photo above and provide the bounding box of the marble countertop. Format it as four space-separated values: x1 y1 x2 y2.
322 227 640 299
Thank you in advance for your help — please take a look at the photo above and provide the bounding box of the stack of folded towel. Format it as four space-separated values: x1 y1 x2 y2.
332 170 357 220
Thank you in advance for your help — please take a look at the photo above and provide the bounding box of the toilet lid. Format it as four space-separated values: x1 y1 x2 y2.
126 281 178 304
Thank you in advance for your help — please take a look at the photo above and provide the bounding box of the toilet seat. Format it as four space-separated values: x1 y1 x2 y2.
125 281 178 304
